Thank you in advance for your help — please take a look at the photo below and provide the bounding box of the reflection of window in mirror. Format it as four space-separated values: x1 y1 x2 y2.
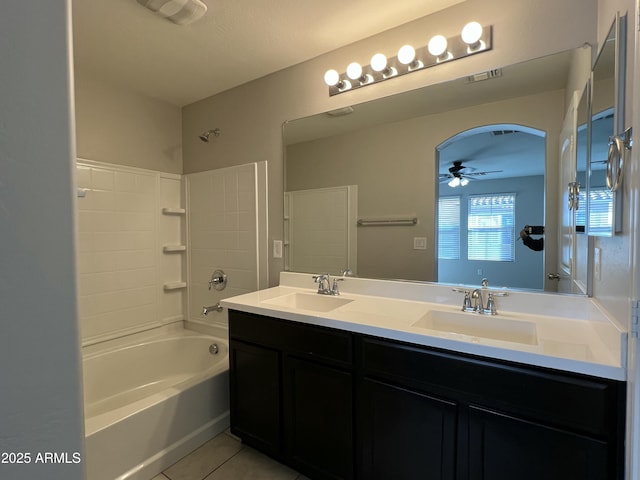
438 197 460 260
577 189 614 235
468 194 515 261
438 194 518 263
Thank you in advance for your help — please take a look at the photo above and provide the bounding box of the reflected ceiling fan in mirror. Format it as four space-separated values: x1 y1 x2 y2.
439 160 503 187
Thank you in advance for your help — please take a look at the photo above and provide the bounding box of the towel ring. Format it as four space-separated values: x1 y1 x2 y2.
606 128 632 192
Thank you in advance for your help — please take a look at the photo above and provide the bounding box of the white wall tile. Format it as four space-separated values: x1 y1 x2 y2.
76 160 184 344
186 164 259 323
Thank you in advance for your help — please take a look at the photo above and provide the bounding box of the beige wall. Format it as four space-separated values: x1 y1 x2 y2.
183 0 598 286
75 70 183 174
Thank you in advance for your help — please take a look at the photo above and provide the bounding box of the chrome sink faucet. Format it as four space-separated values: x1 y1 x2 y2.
454 278 508 315
312 274 344 295
313 274 331 294
471 288 484 313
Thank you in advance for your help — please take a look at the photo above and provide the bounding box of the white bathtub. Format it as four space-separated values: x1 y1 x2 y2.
83 328 230 480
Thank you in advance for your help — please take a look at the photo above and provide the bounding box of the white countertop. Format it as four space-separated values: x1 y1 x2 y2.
221 273 627 381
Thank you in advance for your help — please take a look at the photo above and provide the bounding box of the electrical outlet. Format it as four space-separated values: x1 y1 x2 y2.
273 240 283 258
413 237 427 250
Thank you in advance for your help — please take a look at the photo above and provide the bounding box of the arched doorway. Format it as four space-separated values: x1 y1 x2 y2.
436 124 546 290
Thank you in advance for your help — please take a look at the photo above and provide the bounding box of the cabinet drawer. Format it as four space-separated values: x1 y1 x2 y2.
229 310 353 366
360 336 624 439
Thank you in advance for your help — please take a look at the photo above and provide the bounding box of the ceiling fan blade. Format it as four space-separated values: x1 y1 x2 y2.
465 170 503 176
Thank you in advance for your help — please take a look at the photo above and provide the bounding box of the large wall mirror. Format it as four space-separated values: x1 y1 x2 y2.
283 47 592 295
587 14 626 236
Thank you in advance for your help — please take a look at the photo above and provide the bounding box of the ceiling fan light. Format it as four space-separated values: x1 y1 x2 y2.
448 177 461 188
460 177 469 186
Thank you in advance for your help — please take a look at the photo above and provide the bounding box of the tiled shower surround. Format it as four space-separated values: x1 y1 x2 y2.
75 159 266 345
76 159 185 344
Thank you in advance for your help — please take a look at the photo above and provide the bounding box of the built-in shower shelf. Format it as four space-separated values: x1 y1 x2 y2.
163 281 187 291
162 207 186 215
163 245 187 253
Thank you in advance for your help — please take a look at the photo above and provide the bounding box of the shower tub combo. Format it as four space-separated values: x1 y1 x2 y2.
83 328 230 480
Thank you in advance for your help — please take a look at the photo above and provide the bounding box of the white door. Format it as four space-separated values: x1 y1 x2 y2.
556 94 577 293
285 185 357 275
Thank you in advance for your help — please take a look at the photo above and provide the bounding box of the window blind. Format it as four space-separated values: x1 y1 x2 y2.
587 188 614 234
438 196 460 260
468 193 515 261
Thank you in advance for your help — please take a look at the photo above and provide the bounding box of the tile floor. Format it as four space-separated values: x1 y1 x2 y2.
151 430 310 480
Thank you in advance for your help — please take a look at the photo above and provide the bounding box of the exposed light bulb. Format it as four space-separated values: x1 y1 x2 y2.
370 53 387 72
397 45 416 65
428 35 448 57
346 62 363 80
461 21 483 46
324 69 340 87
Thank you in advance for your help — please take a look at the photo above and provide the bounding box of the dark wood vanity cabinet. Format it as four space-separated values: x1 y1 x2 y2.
229 310 354 480
358 377 457 479
229 310 626 480
359 337 625 480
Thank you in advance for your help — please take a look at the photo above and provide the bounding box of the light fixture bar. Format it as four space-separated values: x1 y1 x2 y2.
326 24 492 96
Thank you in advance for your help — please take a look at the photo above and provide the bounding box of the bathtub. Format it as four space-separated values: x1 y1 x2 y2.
83 328 230 480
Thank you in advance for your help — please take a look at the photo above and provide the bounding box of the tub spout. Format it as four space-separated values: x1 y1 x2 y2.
202 303 223 315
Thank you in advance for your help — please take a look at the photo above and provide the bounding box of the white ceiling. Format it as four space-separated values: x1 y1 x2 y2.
72 0 465 106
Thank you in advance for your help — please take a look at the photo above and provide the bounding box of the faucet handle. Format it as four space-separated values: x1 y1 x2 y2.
490 291 508 297
452 288 474 312
332 277 344 295
484 293 498 315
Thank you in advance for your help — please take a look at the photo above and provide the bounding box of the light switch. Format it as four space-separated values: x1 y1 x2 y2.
413 237 427 250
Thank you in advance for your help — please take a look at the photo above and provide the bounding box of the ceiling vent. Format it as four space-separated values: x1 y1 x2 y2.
491 129 518 136
466 68 502 83
136 0 207 25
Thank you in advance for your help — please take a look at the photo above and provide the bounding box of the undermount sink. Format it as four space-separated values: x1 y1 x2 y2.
263 292 353 313
412 310 538 345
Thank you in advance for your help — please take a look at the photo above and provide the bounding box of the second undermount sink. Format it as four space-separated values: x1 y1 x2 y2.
412 310 538 345
263 292 354 313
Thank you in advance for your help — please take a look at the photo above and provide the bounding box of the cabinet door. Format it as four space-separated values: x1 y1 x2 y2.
468 405 610 480
359 378 457 480
284 356 353 480
229 340 281 457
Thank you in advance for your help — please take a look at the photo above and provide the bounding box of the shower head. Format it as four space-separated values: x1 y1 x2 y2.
199 128 221 142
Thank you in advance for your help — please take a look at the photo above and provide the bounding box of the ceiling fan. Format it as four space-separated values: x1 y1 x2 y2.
439 160 503 187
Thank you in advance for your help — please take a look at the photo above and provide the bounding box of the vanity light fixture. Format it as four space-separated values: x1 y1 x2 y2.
324 22 492 96
346 62 373 85
397 44 423 70
461 21 485 52
428 35 452 62
324 69 352 92
370 53 397 78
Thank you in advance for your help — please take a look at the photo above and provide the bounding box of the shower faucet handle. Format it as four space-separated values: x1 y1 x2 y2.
208 269 227 290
